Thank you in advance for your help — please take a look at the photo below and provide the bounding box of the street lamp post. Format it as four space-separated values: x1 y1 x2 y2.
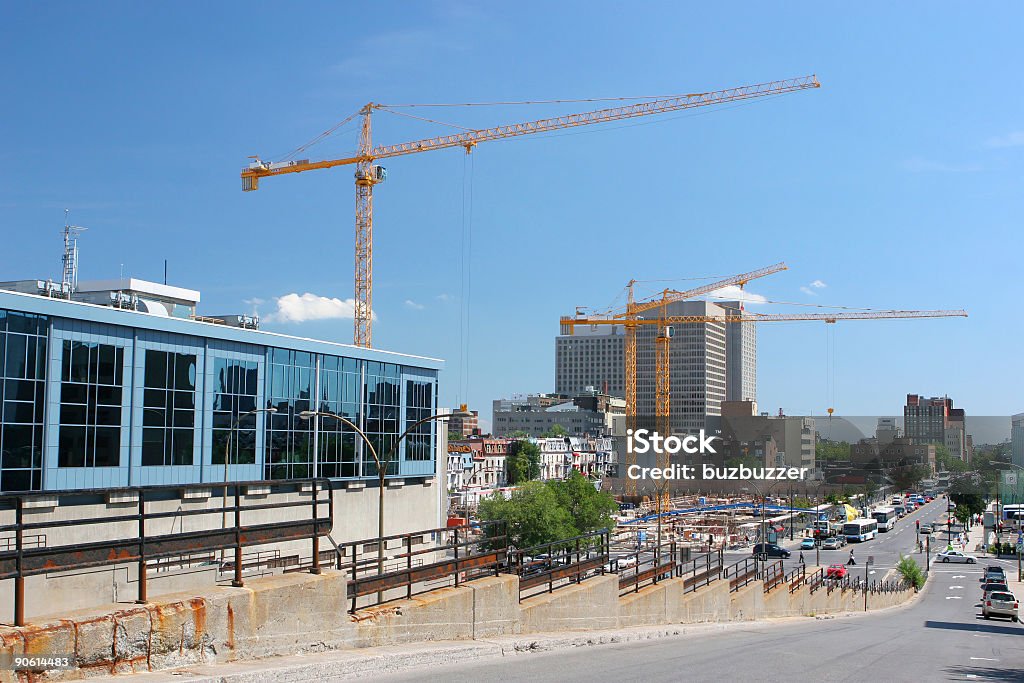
300 405 470 597
220 406 277 585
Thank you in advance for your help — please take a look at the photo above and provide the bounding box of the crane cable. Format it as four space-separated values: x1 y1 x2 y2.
458 151 475 405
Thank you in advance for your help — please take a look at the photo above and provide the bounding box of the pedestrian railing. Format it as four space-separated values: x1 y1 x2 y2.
618 541 677 596
678 549 723 594
509 529 609 601
805 567 825 594
340 521 507 613
724 556 758 592
0 479 333 626
786 565 806 593
763 559 786 593
868 578 910 594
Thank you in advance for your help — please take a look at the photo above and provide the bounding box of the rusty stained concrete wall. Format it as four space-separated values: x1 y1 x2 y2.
0 568 916 682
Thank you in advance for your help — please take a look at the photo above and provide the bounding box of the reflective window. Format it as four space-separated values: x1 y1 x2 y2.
364 363 401 476
0 310 47 491
316 355 361 478
265 349 314 479
212 358 258 465
58 341 123 468
142 350 196 466
404 379 434 461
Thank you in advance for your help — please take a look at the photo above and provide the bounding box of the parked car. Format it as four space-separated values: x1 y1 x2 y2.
936 550 977 564
752 543 791 559
822 536 843 550
920 524 933 534
984 566 1007 581
826 564 848 579
983 591 1019 621
982 582 1011 601
800 537 816 550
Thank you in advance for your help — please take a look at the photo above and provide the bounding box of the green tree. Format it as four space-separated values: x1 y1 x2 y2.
887 464 929 493
477 482 575 549
448 430 463 443
550 471 617 536
506 430 530 438
953 504 973 529
897 554 926 590
506 440 541 484
540 424 568 438
816 440 851 462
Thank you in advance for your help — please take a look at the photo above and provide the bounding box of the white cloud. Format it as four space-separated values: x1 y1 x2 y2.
709 285 768 305
405 299 425 310
435 293 453 302
903 157 981 173
264 292 375 324
810 280 827 289
243 297 265 306
800 286 817 297
987 131 1024 148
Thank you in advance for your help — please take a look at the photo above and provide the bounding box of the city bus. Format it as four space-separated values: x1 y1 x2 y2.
843 518 878 542
871 507 897 532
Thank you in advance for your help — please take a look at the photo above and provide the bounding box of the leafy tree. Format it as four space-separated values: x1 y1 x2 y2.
897 555 926 590
478 482 574 549
506 440 541 484
793 496 813 510
478 472 616 550
448 431 464 443
506 430 530 438
948 476 986 519
551 471 617 536
540 424 568 438
887 464 929 493
953 504 973 529
816 440 851 462
725 454 763 470
864 479 879 501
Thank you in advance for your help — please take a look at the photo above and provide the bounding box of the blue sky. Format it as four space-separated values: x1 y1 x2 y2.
2 2 1021 422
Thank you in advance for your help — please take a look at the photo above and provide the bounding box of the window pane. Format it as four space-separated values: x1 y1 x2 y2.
58 426 87 467
171 429 193 465
141 429 164 465
93 428 120 467
145 350 167 388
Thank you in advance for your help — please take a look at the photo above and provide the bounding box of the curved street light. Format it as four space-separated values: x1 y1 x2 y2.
300 404 472 588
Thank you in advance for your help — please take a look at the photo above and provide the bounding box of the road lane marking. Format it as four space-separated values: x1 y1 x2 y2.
946 596 962 599
950 586 964 589
970 657 998 661
952 575 966 578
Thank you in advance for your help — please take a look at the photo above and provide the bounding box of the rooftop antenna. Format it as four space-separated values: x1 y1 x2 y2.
61 209 88 294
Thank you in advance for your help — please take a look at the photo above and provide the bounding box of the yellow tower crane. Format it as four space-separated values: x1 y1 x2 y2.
241 76 821 348
561 285 967 499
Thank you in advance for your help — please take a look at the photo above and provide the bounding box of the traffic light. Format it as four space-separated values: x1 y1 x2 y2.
916 520 920 529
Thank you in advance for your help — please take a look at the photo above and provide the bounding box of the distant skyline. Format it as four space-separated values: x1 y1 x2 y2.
2 3 1021 418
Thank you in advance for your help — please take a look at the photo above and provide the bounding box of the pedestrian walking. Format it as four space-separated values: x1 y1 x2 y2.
847 550 856 566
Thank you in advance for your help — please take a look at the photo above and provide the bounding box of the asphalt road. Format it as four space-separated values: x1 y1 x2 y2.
378 498 1024 682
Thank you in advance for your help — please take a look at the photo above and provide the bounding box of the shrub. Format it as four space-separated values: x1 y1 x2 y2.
897 554 926 590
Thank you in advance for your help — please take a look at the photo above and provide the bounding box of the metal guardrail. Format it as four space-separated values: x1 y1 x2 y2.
806 567 825 593
339 521 507 613
724 556 758 592
763 560 785 593
618 542 676 596
510 529 609 600
786 565 806 593
679 550 723 594
0 479 333 626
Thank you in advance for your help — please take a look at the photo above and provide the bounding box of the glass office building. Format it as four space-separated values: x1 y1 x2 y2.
0 288 441 493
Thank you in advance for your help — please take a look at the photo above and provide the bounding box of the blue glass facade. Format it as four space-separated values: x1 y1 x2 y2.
0 289 442 493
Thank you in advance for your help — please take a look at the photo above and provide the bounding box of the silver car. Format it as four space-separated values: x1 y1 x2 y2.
982 591 1019 622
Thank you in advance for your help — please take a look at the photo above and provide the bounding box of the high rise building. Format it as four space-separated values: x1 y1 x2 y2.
719 301 756 402
904 394 967 461
556 300 756 434
554 324 625 397
1012 414 1024 469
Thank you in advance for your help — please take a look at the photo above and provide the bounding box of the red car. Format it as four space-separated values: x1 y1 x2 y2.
827 564 848 579
925 496 934 502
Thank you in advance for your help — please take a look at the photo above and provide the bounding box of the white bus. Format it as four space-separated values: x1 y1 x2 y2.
843 518 878 542
871 507 897 532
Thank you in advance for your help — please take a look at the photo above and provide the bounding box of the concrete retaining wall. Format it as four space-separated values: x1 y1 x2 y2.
0 567 916 681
